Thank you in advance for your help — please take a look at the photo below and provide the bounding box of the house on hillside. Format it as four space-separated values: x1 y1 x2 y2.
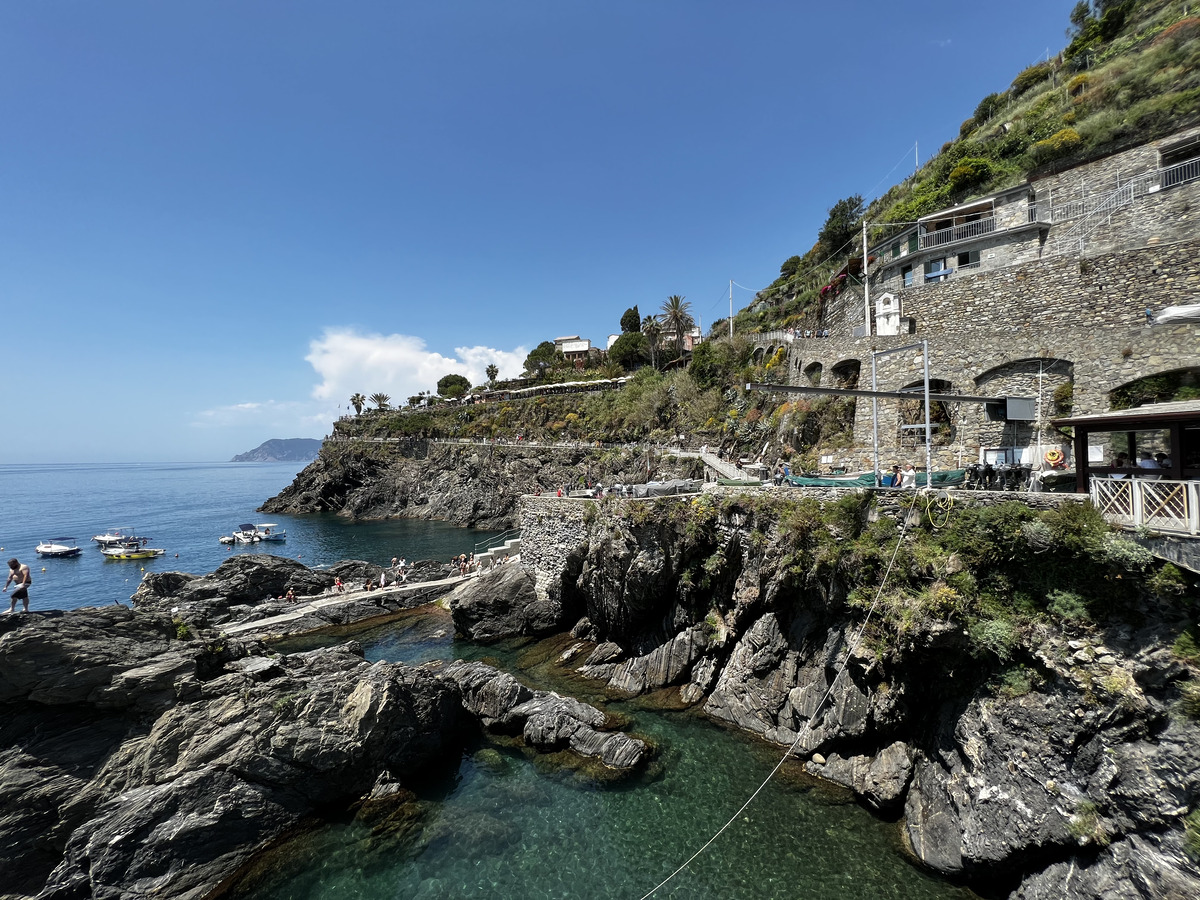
554 335 596 369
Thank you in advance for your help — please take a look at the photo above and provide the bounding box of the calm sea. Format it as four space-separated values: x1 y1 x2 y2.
0 462 503 611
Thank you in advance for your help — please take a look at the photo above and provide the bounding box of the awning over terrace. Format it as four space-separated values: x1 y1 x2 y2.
1052 399 1200 492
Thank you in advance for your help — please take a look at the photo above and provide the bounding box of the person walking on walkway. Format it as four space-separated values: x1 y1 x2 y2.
4 558 32 613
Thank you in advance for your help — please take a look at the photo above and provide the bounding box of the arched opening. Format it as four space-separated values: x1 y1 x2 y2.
897 378 955 447
974 358 1074 464
831 359 860 389
804 362 823 386
1109 367 1200 410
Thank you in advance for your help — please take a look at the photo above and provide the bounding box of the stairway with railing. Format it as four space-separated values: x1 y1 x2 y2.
1047 155 1200 256
473 528 522 571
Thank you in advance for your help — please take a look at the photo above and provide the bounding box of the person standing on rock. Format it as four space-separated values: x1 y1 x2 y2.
4 558 32 613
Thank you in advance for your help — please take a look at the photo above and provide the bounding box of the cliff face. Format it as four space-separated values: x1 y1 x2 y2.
501 493 1200 899
260 439 701 528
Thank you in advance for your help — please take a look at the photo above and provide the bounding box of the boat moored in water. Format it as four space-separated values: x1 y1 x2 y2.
231 524 261 544
101 544 166 560
253 523 286 542
36 538 83 558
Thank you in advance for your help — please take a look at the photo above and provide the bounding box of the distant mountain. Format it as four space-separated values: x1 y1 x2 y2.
231 438 322 463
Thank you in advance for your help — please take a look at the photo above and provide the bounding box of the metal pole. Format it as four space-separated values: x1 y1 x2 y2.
729 280 734 339
862 220 871 337
872 352 880 485
923 340 933 484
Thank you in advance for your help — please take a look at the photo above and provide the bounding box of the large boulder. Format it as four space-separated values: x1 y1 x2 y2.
447 562 557 641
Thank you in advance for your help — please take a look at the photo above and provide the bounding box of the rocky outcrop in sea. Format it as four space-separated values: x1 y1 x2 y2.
259 439 701 528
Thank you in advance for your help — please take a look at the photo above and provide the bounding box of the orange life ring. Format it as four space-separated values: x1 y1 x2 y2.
1044 448 1065 467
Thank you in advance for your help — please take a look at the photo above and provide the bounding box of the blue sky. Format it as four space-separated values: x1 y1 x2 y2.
2 0 1076 462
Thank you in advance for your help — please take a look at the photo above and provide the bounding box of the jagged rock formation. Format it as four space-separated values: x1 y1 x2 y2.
503 493 1200 900
231 437 322 463
442 660 647 770
260 440 701 528
446 560 564 641
0 608 462 900
0 557 653 898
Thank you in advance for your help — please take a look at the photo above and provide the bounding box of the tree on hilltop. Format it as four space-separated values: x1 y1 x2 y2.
486 363 499 385
523 341 558 378
660 295 694 356
818 195 864 257
437 374 471 399
642 315 662 370
349 393 366 415
607 331 647 371
620 305 641 333
369 393 391 410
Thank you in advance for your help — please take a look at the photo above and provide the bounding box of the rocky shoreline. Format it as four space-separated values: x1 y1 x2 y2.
259 439 701 527
0 555 649 899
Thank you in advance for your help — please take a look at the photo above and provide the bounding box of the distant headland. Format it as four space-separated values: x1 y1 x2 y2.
231 437 322 463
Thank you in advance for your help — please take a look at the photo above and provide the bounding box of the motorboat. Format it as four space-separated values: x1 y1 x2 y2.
254 523 286 542
101 544 166 560
92 528 152 549
232 524 260 544
36 538 82 558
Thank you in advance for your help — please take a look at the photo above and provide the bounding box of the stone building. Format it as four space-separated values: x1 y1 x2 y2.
753 126 1200 473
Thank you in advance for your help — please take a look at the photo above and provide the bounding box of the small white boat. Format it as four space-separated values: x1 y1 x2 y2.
232 524 260 544
94 529 151 549
101 544 166 560
254 523 286 542
36 538 82 558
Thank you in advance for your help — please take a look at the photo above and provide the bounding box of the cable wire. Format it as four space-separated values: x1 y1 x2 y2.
637 504 916 899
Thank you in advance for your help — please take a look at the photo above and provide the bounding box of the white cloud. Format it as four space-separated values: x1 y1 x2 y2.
306 327 527 406
193 399 301 427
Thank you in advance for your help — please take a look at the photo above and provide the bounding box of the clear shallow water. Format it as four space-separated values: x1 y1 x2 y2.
234 618 977 900
0 463 503 610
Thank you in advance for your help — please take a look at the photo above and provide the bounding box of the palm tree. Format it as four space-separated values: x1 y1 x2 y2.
660 295 694 356
486 364 499 385
369 392 391 410
349 393 366 415
642 315 662 370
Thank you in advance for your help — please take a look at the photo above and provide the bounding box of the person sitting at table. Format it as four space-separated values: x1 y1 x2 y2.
1137 451 1159 469
1113 452 1129 467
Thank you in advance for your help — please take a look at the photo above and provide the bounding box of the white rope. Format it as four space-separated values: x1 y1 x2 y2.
636 505 915 899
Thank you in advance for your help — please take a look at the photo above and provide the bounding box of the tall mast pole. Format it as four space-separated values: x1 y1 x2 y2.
729 280 734 339
862 220 871 337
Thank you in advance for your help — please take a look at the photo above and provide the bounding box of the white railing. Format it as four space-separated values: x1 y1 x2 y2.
918 216 996 250
1091 476 1199 535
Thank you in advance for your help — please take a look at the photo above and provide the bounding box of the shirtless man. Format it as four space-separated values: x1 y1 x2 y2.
4 558 32 613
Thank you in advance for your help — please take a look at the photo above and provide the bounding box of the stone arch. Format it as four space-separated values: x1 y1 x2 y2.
897 378 955 446
831 359 861 389
804 361 823 386
1108 366 1200 410
973 358 1074 461
751 346 766 365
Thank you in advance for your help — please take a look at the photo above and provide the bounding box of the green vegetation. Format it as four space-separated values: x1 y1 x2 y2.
740 0 1200 337
436 374 471 399
1186 808 1200 859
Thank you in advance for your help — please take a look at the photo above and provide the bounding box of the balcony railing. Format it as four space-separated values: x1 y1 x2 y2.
1091 476 1199 536
918 216 996 250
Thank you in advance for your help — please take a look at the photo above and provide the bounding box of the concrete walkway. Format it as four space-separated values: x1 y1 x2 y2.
221 573 471 638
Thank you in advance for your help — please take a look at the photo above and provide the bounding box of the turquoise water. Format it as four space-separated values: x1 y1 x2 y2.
234 615 976 900
0 463 504 610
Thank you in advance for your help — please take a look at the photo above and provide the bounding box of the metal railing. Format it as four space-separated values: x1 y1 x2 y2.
1091 476 1199 536
918 216 996 250
474 527 521 555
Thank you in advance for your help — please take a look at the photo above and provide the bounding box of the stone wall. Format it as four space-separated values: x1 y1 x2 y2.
756 237 1200 471
518 496 591 604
